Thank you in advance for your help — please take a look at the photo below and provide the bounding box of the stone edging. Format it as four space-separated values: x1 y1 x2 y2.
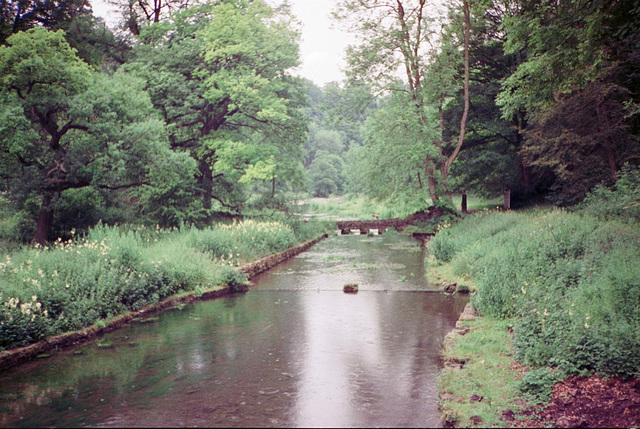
441 302 478 370
0 233 329 372
240 233 328 279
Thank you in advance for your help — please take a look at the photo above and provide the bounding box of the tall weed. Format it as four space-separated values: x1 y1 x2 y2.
0 218 328 350
428 208 640 377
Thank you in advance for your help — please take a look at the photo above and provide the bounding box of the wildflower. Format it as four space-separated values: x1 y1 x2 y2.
31 295 37 302
521 287 526 294
20 302 32 315
584 323 590 329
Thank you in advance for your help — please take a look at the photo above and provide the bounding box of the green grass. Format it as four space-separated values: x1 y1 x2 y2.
439 317 523 428
428 207 640 377
432 195 640 425
0 218 331 351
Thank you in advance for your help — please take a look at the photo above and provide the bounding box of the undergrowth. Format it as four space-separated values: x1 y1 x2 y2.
0 219 330 350
429 208 640 378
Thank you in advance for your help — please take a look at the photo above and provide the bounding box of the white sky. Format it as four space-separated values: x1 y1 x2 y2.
91 0 353 87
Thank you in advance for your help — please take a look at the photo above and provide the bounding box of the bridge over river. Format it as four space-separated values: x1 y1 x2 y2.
335 206 448 236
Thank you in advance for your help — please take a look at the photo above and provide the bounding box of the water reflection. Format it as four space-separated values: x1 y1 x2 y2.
0 234 467 427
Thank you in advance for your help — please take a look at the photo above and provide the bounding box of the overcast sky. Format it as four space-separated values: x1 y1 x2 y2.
91 0 353 87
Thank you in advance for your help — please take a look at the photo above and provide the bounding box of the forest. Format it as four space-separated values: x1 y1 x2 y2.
1 0 639 427
0 0 638 243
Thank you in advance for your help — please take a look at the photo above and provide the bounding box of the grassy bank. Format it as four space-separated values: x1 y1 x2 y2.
0 218 331 351
439 316 524 427
430 204 640 426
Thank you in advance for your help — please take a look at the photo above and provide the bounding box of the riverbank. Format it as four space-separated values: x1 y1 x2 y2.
439 309 640 428
439 306 525 427
430 208 640 427
0 220 331 370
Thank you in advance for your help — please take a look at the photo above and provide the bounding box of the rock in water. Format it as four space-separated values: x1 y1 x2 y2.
343 283 359 293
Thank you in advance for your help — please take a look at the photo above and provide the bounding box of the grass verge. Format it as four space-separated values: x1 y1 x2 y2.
439 315 524 428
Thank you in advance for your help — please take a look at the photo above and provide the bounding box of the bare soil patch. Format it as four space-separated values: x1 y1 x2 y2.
503 375 640 428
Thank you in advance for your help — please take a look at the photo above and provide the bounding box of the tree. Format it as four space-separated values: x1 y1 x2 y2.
436 0 528 208
128 0 307 216
358 91 436 207
109 0 194 36
304 124 345 167
307 150 344 197
0 28 193 243
1 0 92 44
1 0 127 69
497 0 640 204
334 0 471 206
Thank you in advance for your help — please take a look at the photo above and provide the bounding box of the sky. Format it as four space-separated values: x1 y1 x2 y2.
91 0 354 87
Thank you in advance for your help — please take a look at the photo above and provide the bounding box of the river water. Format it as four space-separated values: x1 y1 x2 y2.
0 233 468 428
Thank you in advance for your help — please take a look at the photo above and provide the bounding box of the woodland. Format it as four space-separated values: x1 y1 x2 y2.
0 0 638 244
1 1 640 427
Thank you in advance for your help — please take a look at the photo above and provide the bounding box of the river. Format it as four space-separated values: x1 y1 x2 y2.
0 233 468 427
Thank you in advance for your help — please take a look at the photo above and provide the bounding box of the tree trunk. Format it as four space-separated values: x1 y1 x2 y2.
425 158 439 206
503 189 511 210
520 160 531 190
461 192 468 213
441 0 471 182
199 160 213 212
33 193 54 246
271 175 276 198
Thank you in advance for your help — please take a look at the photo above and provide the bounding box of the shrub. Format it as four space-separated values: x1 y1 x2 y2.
428 208 640 377
519 368 560 403
579 165 640 223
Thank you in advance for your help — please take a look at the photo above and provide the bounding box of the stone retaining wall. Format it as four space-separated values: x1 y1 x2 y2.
240 233 328 279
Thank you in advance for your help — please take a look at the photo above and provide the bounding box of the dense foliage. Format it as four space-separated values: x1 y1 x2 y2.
0 0 308 243
0 219 331 350
428 175 640 377
2 0 638 239
335 0 640 209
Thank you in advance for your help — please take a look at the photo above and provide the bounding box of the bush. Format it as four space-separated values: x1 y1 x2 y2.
428 208 640 377
519 368 560 403
579 165 640 223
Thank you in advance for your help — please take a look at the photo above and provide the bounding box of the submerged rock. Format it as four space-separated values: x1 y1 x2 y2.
443 282 457 293
343 283 359 293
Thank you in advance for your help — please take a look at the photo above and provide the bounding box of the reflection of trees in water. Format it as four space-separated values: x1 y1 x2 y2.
0 235 468 427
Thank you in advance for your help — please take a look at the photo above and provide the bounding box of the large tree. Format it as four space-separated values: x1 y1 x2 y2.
497 0 640 204
0 28 193 243
334 0 471 206
128 1 307 216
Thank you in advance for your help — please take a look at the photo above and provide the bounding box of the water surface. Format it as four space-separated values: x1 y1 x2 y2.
0 234 467 427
